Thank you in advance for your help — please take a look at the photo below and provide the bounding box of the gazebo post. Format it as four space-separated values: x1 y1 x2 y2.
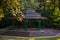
37 20 41 30
24 20 28 31
42 20 45 29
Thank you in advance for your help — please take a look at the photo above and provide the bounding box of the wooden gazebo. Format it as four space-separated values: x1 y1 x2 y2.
22 8 47 31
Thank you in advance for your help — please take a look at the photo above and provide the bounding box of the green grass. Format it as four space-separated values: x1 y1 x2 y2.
35 38 56 40
0 37 25 40
0 37 60 40
29 37 60 40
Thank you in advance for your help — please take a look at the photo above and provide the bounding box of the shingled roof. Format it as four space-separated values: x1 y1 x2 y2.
22 8 47 19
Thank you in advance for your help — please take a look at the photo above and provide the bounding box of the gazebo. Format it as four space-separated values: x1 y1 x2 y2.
22 8 47 31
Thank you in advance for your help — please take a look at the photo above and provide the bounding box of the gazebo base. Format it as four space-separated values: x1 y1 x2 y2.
0 28 60 37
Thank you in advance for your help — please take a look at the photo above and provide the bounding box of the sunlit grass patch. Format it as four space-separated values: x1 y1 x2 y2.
29 38 35 40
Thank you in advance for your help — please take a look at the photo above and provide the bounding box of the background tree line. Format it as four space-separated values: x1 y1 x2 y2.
0 0 60 29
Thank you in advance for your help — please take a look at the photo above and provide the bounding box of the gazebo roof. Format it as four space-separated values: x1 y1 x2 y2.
22 8 47 19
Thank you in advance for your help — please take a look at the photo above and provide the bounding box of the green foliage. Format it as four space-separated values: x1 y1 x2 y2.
20 0 40 10
36 0 60 29
0 0 24 21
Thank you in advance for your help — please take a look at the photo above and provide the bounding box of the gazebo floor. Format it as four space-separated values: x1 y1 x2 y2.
0 28 60 37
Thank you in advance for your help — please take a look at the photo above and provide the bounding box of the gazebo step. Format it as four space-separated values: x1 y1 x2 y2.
0 29 60 37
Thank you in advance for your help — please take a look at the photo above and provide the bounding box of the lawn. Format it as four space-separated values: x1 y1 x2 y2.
28 37 60 40
0 36 60 40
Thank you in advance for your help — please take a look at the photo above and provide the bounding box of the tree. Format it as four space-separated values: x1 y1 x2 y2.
37 0 60 29
0 0 24 21
20 0 40 10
